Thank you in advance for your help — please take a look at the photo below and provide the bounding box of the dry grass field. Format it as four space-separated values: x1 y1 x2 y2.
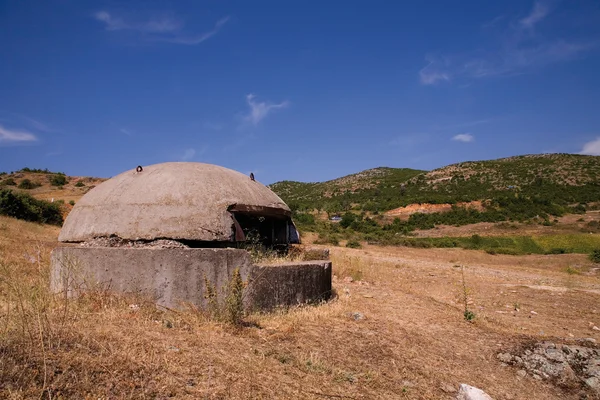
1 214 600 399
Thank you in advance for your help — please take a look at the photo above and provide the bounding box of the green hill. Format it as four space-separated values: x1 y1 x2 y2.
270 167 424 212
270 154 600 214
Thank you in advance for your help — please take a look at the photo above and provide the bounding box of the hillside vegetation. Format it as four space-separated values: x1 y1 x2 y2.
0 168 107 223
270 154 600 245
271 154 600 214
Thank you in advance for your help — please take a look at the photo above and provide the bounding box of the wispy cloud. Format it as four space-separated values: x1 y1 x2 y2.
0 124 38 144
94 11 182 33
520 0 553 29
579 137 600 156
180 146 208 161
19 115 57 133
452 118 494 129
120 128 133 136
452 133 474 143
93 11 229 45
160 17 230 45
0 111 58 133
419 1 596 85
244 94 289 125
419 58 450 85
181 148 196 161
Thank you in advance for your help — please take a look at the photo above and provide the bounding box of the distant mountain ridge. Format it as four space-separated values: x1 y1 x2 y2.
270 153 600 213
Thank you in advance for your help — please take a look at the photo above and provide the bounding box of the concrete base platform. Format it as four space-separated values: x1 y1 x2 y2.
51 247 332 310
249 262 333 310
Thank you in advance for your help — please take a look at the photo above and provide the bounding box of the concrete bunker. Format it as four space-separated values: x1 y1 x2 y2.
51 162 331 310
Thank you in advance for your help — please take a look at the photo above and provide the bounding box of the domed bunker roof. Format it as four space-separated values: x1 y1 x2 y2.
59 162 294 243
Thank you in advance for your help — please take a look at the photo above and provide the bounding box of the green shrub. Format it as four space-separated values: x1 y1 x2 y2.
570 204 587 214
224 268 245 326
346 240 362 249
17 179 41 190
18 167 53 174
470 234 482 245
203 268 246 326
49 174 68 186
492 248 521 256
314 233 339 246
340 212 357 229
565 266 581 275
0 189 63 225
590 249 600 263
74 181 85 187
69 200 75 206
1 178 16 186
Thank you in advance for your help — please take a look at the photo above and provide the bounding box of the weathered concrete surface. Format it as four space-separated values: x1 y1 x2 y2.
59 162 290 242
51 247 333 310
51 247 252 309
249 261 332 310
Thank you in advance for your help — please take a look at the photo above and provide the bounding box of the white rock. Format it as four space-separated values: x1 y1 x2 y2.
455 384 494 400
496 353 512 363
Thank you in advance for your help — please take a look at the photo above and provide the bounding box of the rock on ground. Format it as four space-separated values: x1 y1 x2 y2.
497 342 600 392
456 384 494 400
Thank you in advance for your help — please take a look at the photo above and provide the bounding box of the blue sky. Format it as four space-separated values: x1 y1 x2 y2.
1 0 600 184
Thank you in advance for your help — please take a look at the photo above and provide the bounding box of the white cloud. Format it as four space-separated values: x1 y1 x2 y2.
93 11 229 45
0 124 38 143
579 137 600 156
94 11 182 33
419 1 595 85
181 148 196 161
419 60 451 85
120 128 133 136
520 0 552 29
452 133 474 143
244 94 289 125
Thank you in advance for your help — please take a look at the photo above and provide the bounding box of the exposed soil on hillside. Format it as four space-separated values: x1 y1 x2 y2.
385 201 484 218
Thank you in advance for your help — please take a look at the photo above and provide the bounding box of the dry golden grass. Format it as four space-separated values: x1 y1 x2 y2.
1 215 600 399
